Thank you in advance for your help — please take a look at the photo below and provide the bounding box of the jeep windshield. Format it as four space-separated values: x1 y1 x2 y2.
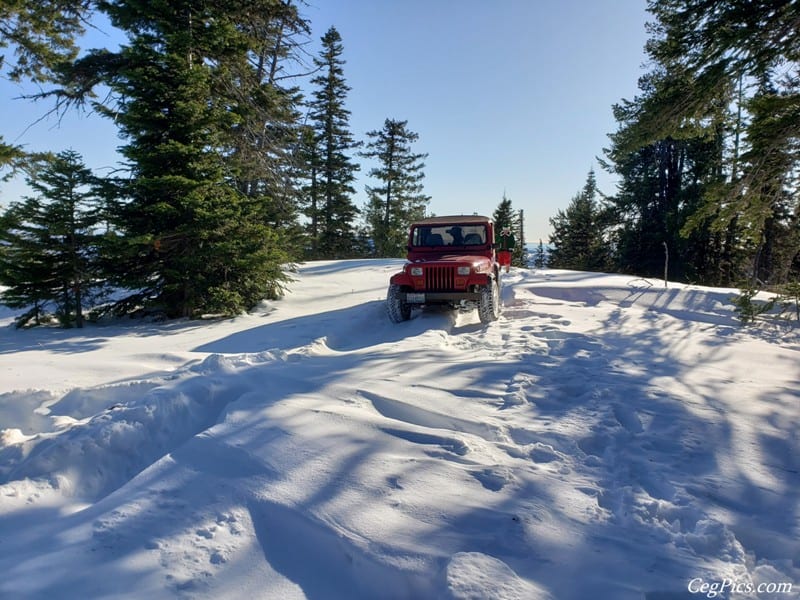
411 224 488 247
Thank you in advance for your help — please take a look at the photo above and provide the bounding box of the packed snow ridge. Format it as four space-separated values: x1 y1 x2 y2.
1 260 798 599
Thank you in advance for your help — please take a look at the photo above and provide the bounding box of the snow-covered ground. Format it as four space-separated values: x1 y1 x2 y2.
1 261 798 600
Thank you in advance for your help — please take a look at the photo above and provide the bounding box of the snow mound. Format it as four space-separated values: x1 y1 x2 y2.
446 552 552 600
1 263 798 599
2 353 281 499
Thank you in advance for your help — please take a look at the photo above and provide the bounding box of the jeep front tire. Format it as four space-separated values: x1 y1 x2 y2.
477 278 500 323
387 284 411 323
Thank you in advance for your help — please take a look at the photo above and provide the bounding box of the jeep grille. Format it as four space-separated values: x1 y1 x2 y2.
425 266 456 290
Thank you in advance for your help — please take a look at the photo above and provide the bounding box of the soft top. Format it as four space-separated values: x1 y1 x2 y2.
412 215 491 225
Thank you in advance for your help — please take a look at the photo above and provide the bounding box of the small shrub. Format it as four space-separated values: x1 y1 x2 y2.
776 282 800 321
731 286 776 324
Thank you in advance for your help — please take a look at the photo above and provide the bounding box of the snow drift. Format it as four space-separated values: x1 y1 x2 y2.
1 261 798 599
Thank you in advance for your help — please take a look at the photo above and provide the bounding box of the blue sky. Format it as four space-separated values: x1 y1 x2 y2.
0 0 650 242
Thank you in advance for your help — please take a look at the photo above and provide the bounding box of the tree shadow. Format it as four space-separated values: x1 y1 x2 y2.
299 258 405 276
192 299 458 354
0 315 216 355
407 308 744 597
2 270 797 599
0 328 111 354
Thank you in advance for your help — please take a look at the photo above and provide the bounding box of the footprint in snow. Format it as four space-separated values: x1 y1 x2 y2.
380 427 469 456
471 467 513 491
612 403 644 434
529 442 562 464
446 552 553 600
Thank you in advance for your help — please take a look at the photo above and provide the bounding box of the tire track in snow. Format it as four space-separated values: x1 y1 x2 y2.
466 275 753 585
248 498 433 600
359 388 501 442
1 353 282 501
357 386 524 491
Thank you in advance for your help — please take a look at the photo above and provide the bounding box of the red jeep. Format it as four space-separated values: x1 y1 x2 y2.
386 215 501 323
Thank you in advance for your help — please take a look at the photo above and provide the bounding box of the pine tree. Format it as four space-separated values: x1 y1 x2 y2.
533 240 547 269
0 150 103 327
297 124 321 253
2 1 301 318
0 0 87 82
360 119 429 257
605 0 800 285
60 1 294 318
493 193 527 267
548 170 609 271
493 194 515 232
305 26 361 258
738 79 800 285
601 61 737 283
512 209 527 267
0 137 24 171
225 0 310 251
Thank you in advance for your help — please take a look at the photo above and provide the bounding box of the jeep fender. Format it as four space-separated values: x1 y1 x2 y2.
389 271 413 287
468 272 493 287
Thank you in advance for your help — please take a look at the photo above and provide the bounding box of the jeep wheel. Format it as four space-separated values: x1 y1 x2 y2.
477 278 500 323
387 284 411 323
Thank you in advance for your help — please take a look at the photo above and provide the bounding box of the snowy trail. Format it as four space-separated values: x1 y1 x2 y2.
1 261 799 599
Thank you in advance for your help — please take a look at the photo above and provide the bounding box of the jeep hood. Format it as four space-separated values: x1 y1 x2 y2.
411 255 491 267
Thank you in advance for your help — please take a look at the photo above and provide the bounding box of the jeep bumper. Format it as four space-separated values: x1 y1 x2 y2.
403 291 482 303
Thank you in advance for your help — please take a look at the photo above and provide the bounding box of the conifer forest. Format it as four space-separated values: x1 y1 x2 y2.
549 1 799 299
0 1 798 325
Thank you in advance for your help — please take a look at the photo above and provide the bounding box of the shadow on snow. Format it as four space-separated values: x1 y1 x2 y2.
2 270 799 600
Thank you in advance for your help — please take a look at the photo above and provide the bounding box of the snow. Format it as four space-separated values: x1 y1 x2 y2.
1 260 798 599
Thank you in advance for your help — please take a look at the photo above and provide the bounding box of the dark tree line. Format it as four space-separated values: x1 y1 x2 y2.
0 2 430 325
549 0 799 290
549 170 610 272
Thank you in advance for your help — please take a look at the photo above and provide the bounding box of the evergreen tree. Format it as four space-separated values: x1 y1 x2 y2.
305 26 361 258
297 124 321 254
225 0 310 252
606 0 800 285
533 240 546 269
493 194 515 233
360 118 429 257
493 193 527 267
601 57 743 284
512 209 527 267
604 132 727 281
0 138 24 170
0 0 87 82
0 137 26 189
0 150 103 327
548 170 609 271
740 79 800 285
57 1 294 317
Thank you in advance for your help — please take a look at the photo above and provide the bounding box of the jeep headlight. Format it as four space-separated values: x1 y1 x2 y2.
410 266 423 276
457 266 471 275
